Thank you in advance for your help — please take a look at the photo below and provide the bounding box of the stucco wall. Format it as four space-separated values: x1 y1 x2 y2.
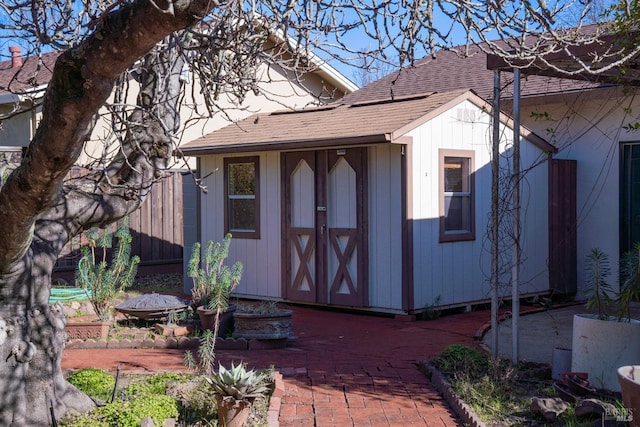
518 87 640 296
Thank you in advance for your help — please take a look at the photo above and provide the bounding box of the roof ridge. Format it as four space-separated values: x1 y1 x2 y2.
269 104 339 116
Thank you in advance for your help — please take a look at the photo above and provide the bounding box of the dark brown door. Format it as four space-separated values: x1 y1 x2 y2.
548 158 577 295
282 148 368 306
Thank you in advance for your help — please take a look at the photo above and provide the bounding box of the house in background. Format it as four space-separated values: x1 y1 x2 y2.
181 88 556 314
0 45 358 276
394 44 640 297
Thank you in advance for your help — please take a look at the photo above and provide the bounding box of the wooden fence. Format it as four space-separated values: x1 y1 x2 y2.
54 170 188 277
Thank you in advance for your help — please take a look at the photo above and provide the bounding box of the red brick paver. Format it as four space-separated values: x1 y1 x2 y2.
62 306 495 426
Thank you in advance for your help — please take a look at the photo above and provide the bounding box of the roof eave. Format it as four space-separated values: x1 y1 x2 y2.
0 84 47 105
181 134 391 156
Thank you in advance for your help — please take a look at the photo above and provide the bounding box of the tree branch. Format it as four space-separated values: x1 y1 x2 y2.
0 0 218 271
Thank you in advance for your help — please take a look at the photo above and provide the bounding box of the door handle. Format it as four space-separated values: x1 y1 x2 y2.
321 224 326 235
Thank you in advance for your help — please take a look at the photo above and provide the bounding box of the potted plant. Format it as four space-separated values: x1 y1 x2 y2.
153 309 194 337
233 301 293 340
188 234 242 338
205 362 271 427
572 246 640 391
617 365 640 426
71 218 140 338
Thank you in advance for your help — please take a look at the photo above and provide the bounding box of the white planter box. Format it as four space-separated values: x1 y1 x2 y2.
572 314 640 391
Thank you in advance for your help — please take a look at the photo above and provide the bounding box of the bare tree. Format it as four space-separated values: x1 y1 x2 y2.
0 0 637 424
352 53 396 87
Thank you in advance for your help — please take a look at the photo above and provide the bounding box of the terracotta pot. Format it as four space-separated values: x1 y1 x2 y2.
65 320 110 340
197 303 236 337
618 366 640 427
233 309 292 340
216 396 251 427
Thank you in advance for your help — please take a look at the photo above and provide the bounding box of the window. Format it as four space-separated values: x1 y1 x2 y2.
224 156 260 239
439 149 475 242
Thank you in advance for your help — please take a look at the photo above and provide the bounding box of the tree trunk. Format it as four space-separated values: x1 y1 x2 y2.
0 0 217 424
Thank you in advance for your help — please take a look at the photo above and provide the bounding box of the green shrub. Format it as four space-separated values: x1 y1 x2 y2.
63 370 184 426
67 368 115 401
432 344 489 379
123 373 188 396
95 395 179 427
75 218 140 321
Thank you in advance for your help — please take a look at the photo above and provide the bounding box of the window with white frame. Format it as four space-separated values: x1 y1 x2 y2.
224 156 260 239
439 149 475 242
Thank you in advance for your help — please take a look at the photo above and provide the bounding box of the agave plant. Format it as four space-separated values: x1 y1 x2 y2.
205 362 270 404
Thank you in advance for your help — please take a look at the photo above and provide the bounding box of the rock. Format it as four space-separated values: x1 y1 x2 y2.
140 416 156 427
531 397 569 421
575 398 617 418
162 419 176 427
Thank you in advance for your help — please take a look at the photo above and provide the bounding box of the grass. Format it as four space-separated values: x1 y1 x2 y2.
430 344 624 426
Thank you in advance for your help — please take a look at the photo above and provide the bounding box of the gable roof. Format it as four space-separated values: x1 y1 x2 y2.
181 89 554 155
0 43 357 102
339 45 609 105
0 51 57 98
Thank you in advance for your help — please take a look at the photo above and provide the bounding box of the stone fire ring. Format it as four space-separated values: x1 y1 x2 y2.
115 293 189 320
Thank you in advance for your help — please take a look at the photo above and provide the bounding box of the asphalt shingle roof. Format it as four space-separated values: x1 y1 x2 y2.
181 88 553 154
0 51 58 95
340 46 607 104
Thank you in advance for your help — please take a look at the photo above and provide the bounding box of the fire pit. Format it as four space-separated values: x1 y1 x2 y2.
115 293 189 320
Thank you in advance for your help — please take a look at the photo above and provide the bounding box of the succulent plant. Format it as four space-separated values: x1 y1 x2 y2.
188 234 243 312
205 362 270 404
75 218 140 321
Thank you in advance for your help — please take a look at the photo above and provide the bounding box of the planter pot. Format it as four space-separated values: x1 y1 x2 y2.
572 314 640 391
197 304 236 337
551 347 572 381
154 323 194 337
617 365 640 427
233 309 293 340
65 320 110 340
215 397 251 427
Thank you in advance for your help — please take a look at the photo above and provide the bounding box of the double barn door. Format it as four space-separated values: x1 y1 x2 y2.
282 148 368 307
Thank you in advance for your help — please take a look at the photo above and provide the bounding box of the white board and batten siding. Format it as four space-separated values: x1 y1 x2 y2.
367 144 404 311
408 99 550 310
198 152 282 299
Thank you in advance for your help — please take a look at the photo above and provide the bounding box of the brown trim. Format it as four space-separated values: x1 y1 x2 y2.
196 157 202 245
439 149 476 243
223 156 260 239
316 150 328 305
401 143 414 312
389 90 556 154
326 147 369 307
361 147 370 308
486 32 640 86
282 151 318 303
280 153 287 300
182 135 391 156
548 159 577 295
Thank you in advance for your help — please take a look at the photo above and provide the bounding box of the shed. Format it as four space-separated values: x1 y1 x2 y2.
182 89 556 314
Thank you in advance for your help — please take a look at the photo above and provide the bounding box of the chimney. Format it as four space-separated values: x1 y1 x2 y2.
9 46 22 68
